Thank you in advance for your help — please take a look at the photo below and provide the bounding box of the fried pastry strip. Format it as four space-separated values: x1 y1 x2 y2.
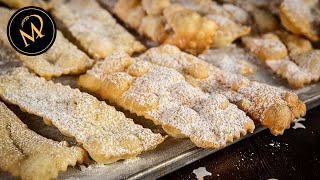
266 59 315 88
109 0 217 55
0 102 87 180
206 14 250 47
279 0 318 41
0 68 164 164
173 0 251 47
139 45 306 135
199 44 255 76
0 8 93 79
291 50 320 80
242 32 317 88
0 0 50 10
276 31 313 57
78 52 255 148
51 0 145 60
241 33 288 61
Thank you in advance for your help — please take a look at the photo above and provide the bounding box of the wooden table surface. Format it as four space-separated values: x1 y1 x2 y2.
160 106 320 180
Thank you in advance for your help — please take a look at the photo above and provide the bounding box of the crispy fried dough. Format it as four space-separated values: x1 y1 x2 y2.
51 0 145 60
0 0 50 10
0 68 164 164
139 45 306 135
78 52 255 148
280 0 318 41
112 0 217 54
0 102 87 180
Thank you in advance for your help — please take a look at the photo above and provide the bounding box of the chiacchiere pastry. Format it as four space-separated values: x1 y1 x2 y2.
276 30 313 57
78 52 255 148
173 0 251 47
0 8 93 79
51 0 145 60
104 0 217 55
0 0 51 10
279 0 318 41
139 45 306 135
241 33 288 61
0 102 87 180
0 68 165 164
241 32 319 88
199 44 255 76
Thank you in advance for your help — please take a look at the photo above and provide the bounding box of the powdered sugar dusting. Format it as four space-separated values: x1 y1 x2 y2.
0 68 164 164
81 51 255 148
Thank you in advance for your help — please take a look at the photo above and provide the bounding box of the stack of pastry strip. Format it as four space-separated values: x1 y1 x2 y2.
0 102 87 180
0 0 51 10
100 0 218 54
0 68 165 164
0 7 93 79
138 45 306 135
51 0 145 60
78 51 255 148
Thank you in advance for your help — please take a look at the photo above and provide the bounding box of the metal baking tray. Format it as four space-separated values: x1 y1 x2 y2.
1 44 320 180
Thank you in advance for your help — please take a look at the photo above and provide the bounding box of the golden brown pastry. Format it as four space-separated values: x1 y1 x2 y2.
291 50 320 80
140 45 306 135
251 8 279 33
112 0 217 54
276 30 313 57
266 59 316 88
0 68 165 164
206 14 250 47
163 3 217 54
0 8 93 79
199 44 255 76
0 0 50 10
241 33 288 61
51 0 145 60
280 0 318 41
0 102 87 180
78 52 255 148
114 0 146 29
174 0 251 47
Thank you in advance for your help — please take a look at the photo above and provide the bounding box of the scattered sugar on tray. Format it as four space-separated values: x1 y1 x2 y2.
123 157 142 164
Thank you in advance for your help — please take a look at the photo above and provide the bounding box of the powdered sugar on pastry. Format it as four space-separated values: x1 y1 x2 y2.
51 0 145 60
266 59 315 88
79 51 255 148
199 44 255 76
110 0 217 55
0 68 164 164
280 0 318 41
0 102 87 180
139 45 306 135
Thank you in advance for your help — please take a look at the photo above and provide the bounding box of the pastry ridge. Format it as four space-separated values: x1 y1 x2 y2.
51 0 145 60
78 51 255 148
0 68 164 164
0 102 87 180
139 45 306 135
